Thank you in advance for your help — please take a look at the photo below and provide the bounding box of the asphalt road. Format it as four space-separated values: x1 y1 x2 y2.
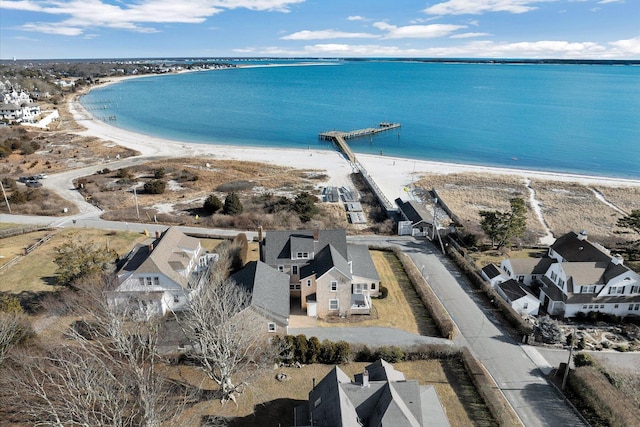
349 235 588 427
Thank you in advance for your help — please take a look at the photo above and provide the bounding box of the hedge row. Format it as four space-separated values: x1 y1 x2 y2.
460 347 524 427
389 246 458 340
446 247 534 336
274 334 460 365
568 366 640 427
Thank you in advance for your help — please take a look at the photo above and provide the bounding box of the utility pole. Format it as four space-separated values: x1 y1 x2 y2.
133 187 140 220
562 328 576 390
0 180 11 213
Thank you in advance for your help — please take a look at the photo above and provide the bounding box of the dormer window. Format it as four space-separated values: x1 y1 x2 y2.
296 252 309 259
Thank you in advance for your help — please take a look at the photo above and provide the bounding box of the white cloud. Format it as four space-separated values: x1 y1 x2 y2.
423 0 555 16
450 32 492 38
347 15 365 21
609 36 640 55
373 22 466 39
598 0 624 3
281 29 378 40
1 0 304 36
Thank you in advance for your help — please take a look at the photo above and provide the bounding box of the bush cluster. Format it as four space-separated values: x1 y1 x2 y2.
143 179 166 194
273 334 350 365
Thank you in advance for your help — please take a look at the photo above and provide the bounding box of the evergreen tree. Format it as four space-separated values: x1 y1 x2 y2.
203 194 223 214
293 191 319 223
223 192 243 215
479 197 527 249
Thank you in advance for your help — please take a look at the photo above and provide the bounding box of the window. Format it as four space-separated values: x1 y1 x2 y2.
307 279 312 287
292 265 298 275
632 286 639 294
173 295 180 303
267 322 276 333
330 281 337 292
289 284 296 290
278 265 284 272
551 271 557 281
146 277 153 286
329 299 339 310
636 304 640 311
139 277 145 286
582 305 588 309
523 302 529 310
614 304 619 309
153 277 160 286
371 283 376 290
586 285 595 293
518 276 525 283
629 304 635 311
600 305 605 309
296 252 309 259
588 305 593 309
559 279 565 289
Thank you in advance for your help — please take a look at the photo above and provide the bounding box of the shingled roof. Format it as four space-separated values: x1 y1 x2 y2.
261 229 348 266
395 198 434 225
550 231 611 263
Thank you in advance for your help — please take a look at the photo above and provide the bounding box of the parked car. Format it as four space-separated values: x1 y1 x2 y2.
36 173 47 179
25 180 42 188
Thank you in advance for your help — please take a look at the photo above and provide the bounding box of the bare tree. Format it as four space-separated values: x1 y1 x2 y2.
178 245 279 404
7 274 191 427
0 311 29 366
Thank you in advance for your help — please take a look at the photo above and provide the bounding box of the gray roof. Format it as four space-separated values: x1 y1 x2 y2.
540 277 567 302
261 229 348 266
482 264 502 279
498 279 535 302
395 198 433 225
230 261 290 326
562 262 607 286
550 231 611 263
300 244 352 280
298 360 448 427
348 244 380 281
116 227 200 288
506 257 555 276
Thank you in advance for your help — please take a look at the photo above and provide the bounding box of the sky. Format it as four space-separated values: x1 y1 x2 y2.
1 0 638 60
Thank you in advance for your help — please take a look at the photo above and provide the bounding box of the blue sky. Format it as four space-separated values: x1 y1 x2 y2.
1 0 638 59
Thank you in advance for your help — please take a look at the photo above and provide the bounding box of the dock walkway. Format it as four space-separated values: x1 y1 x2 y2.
319 123 401 212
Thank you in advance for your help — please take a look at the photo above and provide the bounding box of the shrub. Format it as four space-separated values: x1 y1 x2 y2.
379 285 389 299
355 345 373 362
8 190 26 204
293 191 319 223
375 346 404 363
294 334 309 364
307 336 322 364
203 194 223 214
537 315 563 344
232 233 249 267
153 168 166 179
143 179 166 194
116 168 132 179
574 352 595 367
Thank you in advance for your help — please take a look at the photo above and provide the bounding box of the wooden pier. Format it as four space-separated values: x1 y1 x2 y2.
319 122 400 163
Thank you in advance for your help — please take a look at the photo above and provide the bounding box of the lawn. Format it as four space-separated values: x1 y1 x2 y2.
170 359 496 427
315 250 440 336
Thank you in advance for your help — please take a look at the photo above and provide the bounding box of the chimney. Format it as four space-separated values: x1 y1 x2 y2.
612 254 624 265
148 243 154 252
577 230 588 241
258 225 264 242
155 230 160 239
362 369 369 388
313 228 319 242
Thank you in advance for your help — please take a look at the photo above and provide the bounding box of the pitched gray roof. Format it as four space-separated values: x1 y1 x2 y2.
498 279 535 302
230 261 290 325
562 262 607 286
550 231 611 263
395 198 434 225
482 263 502 279
506 258 555 276
300 244 351 280
299 360 448 427
261 229 348 266
348 244 380 281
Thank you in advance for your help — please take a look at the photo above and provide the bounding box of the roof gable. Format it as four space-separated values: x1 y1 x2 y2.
550 231 611 263
395 198 433 225
262 229 348 265
300 244 351 280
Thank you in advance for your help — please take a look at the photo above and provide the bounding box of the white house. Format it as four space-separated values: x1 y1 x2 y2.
496 279 540 316
109 227 217 317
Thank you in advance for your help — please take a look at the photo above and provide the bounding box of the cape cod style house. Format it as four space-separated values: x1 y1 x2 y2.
484 231 640 318
110 227 216 317
294 359 450 427
260 229 380 318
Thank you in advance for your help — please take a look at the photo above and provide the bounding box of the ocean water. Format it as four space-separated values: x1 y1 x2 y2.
82 61 640 179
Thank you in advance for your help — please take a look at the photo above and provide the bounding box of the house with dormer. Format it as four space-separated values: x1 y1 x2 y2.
294 359 450 427
109 227 217 317
489 230 640 318
260 229 380 318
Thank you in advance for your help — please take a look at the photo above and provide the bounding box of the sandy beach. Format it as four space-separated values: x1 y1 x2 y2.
69 74 640 211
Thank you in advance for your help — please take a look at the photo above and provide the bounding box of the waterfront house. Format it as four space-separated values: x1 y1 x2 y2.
496 279 540 316
260 229 380 318
294 359 450 427
109 227 216 317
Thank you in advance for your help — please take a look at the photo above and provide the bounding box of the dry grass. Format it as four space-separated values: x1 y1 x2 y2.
593 185 640 214
531 180 623 239
470 248 547 270
169 359 494 427
0 229 145 294
0 188 80 216
414 173 545 242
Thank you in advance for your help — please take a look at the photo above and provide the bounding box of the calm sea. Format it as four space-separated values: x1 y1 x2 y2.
82 61 640 179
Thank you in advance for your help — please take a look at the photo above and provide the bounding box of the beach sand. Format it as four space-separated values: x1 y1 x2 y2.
69 74 640 214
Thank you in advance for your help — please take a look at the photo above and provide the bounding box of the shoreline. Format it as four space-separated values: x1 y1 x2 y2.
70 75 640 208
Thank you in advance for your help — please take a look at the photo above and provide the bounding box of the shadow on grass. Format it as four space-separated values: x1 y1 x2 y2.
202 398 306 427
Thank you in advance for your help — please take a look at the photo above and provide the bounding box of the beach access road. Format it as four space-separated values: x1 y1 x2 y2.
349 235 587 427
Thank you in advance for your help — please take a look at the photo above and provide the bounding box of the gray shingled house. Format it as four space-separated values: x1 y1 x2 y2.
229 260 291 333
260 229 380 318
294 359 450 427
